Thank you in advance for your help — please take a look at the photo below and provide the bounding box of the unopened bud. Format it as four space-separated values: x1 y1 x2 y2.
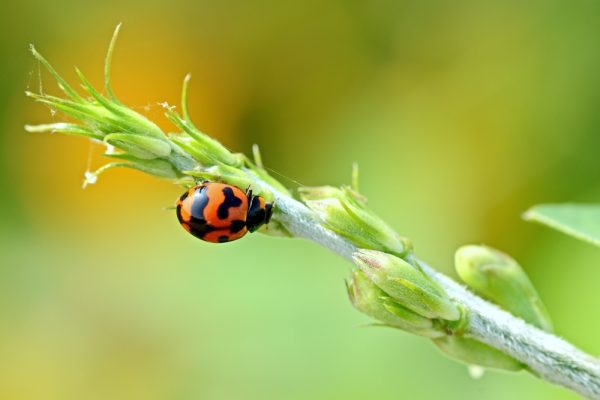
455 245 552 331
299 186 411 258
353 249 460 321
347 270 442 338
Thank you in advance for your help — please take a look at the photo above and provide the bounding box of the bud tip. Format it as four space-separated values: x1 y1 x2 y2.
352 249 384 270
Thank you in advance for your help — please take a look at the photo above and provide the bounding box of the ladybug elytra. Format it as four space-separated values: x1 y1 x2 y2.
176 181 273 243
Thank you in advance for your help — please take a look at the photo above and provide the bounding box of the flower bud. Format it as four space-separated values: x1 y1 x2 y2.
299 186 411 258
455 245 552 331
346 270 443 338
353 249 460 321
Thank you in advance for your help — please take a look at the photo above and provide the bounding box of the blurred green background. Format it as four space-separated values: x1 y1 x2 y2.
1 1 599 399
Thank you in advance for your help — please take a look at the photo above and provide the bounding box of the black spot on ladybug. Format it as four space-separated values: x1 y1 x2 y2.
229 219 246 233
179 189 190 202
187 219 216 239
217 187 243 220
218 235 230 243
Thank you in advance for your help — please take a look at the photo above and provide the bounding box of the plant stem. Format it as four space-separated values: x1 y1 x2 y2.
271 185 600 399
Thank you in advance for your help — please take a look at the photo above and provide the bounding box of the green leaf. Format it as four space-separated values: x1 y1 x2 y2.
524 203 600 247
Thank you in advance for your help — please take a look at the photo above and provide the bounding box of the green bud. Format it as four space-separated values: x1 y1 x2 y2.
299 186 411 258
353 249 460 321
346 270 443 338
433 336 523 371
104 133 171 160
455 245 553 331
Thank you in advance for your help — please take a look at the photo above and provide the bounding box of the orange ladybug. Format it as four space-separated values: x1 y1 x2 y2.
176 181 273 243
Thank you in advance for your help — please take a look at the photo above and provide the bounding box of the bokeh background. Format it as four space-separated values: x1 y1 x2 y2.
1 1 599 399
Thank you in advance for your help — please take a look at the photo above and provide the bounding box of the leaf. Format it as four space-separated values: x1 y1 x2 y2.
523 203 600 247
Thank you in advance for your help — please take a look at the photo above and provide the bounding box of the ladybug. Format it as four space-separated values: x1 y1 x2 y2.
176 181 273 243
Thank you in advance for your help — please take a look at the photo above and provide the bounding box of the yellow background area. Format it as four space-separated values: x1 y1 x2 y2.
1 1 599 399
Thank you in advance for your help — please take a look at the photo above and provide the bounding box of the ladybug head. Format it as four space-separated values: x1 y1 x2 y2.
246 195 273 232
